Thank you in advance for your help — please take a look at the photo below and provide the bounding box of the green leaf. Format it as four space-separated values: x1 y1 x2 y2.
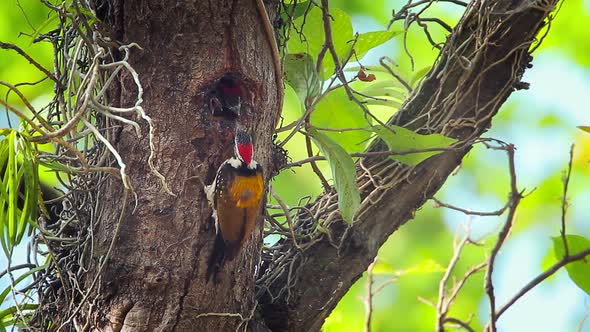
0 304 38 322
0 129 12 137
354 30 401 60
281 1 312 20
287 6 326 57
359 80 406 98
328 8 354 58
0 138 9 256
39 159 78 174
373 125 457 166
287 11 399 79
7 131 17 246
0 265 46 329
357 78 408 110
401 259 446 275
541 246 558 272
284 53 321 104
311 87 372 152
17 140 39 243
552 235 590 296
371 261 396 275
577 125 590 134
309 129 360 223
0 133 41 256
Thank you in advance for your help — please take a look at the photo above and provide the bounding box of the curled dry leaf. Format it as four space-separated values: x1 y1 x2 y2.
357 68 376 82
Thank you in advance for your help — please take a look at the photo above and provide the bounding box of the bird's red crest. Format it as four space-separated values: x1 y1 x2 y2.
237 143 253 165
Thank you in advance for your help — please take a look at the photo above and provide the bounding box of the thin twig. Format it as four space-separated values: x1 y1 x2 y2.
0 41 62 87
305 124 331 191
433 197 509 217
485 144 522 332
319 0 392 131
560 144 574 257
444 317 476 332
493 144 585 320
436 230 469 332
379 57 413 92
364 257 377 332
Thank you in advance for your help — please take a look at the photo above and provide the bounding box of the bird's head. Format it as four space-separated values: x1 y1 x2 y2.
234 129 254 166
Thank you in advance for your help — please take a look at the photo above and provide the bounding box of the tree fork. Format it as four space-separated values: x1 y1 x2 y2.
85 0 281 330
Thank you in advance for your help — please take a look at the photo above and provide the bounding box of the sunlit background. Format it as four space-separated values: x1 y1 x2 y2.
1 0 589 331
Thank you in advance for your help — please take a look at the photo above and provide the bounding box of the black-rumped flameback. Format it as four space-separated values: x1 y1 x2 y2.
206 129 264 281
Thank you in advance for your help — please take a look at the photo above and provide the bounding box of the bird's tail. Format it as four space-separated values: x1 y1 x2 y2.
206 232 226 283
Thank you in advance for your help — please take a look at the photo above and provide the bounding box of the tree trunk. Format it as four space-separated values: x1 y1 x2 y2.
87 1 281 330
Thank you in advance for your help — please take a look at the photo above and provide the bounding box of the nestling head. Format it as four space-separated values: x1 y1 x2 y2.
217 76 244 116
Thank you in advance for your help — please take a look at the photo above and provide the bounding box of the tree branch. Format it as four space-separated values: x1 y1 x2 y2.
258 0 558 331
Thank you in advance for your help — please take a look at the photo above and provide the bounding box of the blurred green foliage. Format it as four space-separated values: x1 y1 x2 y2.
0 0 54 109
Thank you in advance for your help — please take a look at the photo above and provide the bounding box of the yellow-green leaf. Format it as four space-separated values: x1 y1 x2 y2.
552 235 590 296
281 0 311 19
354 30 401 60
373 125 457 166
309 129 360 223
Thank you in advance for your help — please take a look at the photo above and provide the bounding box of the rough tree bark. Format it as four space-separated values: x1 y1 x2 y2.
75 0 558 331
87 0 281 331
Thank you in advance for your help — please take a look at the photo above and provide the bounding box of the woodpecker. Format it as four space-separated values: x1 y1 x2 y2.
205 129 264 281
